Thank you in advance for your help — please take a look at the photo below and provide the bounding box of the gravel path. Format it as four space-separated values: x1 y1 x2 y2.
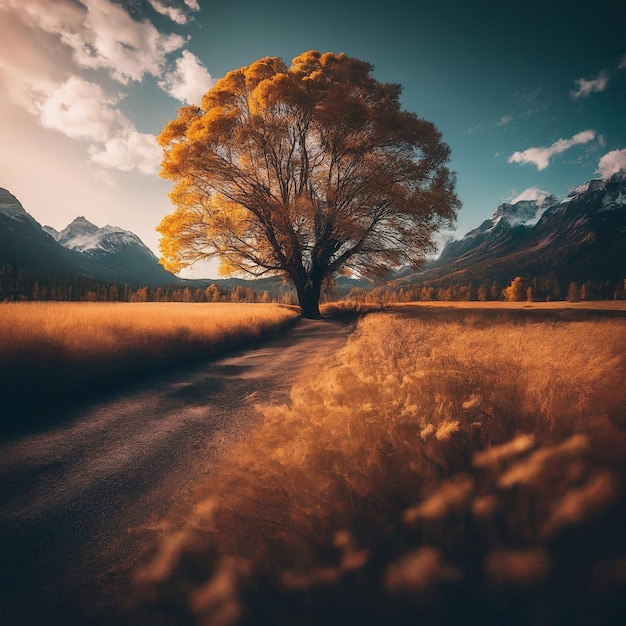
0 319 351 625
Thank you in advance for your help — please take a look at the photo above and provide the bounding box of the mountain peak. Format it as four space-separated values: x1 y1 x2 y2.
569 169 626 194
417 170 626 288
57 217 102 250
56 217 151 257
1 187 177 287
69 216 97 228
510 187 557 207
0 187 21 204
0 187 28 220
487 189 558 231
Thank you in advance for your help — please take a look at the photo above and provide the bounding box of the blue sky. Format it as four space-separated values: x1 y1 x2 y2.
1 0 625 277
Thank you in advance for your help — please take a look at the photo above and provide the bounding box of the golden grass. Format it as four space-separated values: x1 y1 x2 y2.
137 311 626 625
320 301 388 320
0 302 299 361
0 302 299 435
392 300 626 311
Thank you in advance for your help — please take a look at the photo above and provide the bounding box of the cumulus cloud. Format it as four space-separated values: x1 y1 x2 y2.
597 149 626 179
159 50 215 105
28 76 160 175
8 0 186 85
148 0 188 25
1 0 207 175
89 131 162 174
36 76 122 142
6 0 85 37
70 0 187 84
571 72 609 99
508 130 596 170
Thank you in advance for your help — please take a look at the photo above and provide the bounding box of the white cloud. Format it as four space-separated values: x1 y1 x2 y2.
7 0 186 85
159 50 215 105
0 2 76 108
70 0 187 84
36 76 123 142
508 130 596 170
28 76 160 175
5 0 85 37
597 149 626 179
0 1 184 175
619 54 626 70
184 0 201 10
0 0 198 255
89 131 162 174
148 0 188 25
497 115 512 126
571 72 609 99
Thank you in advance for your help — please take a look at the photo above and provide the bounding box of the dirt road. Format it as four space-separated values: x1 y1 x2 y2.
0 319 351 625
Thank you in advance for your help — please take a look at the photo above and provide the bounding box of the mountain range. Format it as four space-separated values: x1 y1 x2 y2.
399 170 626 289
2 170 625 298
43 216 178 286
0 187 177 287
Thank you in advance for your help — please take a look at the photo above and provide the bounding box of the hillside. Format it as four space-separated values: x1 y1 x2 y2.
399 171 626 289
0 187 180 288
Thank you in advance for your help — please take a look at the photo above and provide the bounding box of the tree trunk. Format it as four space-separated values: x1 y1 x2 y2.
295 277 322 319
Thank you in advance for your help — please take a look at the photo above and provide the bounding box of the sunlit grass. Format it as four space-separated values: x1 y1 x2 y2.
0 302 299 435
0 302 299 360
392 300 626 311
137 311 626 625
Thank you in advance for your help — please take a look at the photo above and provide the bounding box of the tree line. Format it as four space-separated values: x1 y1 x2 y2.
345 277 626 304
2 265 624 304
0 264 295 304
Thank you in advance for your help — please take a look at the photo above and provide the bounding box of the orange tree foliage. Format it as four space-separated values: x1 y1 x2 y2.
157 50 460 318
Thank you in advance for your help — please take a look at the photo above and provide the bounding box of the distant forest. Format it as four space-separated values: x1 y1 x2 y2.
1 264 624 303
0 264 288 304
348 277 626 304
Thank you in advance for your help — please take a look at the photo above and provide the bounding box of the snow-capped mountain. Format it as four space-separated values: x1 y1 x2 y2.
509 187 556 206
45 216 176 285
49 216 156 259
0 187 96 278
435 188 559 265
0 187 179 286
488 188 558 229
558 169 626 210
402 171 626 286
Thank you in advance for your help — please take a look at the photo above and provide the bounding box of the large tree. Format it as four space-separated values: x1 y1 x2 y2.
157 50 460 318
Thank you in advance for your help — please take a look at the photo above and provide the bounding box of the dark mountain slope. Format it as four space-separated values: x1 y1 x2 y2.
401 172 626 287
0 188 95 277
0 188 180 287
49 216 179 286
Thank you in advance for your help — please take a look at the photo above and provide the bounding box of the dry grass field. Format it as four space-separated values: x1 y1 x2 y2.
393 300 626 311
137 308 626 626
0 302 299 435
